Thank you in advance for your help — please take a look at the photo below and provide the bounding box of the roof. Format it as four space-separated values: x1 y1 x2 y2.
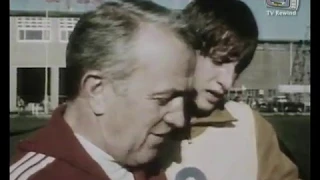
10 0 310 41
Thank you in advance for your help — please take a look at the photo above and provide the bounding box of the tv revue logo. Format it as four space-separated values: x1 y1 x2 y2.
266 0 300 16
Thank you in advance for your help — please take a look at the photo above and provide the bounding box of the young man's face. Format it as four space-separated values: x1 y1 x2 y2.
193 45 242 113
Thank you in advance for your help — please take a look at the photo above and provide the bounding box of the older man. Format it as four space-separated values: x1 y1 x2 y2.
160 0 300 180
10 1 196 179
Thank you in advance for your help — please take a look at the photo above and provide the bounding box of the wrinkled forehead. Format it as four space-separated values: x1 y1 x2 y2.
133 24 195 89
136 24 194 67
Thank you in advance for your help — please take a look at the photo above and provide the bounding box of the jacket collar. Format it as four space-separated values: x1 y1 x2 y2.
18 105 111 180
18 105 167 180
189 103 238 139
191 107 237 125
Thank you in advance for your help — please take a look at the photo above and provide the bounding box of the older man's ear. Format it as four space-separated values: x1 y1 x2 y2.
81 70 106 116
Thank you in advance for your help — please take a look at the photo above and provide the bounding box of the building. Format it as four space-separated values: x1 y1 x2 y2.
10 0 310 112
234 41 310 98
10 15 79 112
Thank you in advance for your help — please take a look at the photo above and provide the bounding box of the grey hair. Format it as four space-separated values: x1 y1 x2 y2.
65 0 194 99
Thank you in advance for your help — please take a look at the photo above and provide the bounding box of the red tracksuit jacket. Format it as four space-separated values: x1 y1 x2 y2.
10 105 167 180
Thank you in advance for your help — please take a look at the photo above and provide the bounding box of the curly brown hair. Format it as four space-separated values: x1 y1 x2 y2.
183 0 259 74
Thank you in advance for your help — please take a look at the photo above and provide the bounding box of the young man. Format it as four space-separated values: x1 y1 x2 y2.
160 0 300 180
10 1 196 179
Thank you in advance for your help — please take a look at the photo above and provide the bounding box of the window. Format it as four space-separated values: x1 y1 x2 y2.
247 89 254 97
268 89 276 97
16 17 52 42
58 18 79 43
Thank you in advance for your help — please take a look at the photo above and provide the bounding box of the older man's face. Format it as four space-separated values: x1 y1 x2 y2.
99 24 195 166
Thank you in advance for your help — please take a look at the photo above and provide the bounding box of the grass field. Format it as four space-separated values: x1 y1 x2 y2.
266 115 310 180
10 115 310 180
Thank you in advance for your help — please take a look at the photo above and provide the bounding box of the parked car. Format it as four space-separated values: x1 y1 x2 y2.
269 96 305 113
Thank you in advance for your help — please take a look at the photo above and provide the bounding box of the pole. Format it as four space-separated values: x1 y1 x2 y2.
289 42 293 84
44 9 49 114
66 0 71 11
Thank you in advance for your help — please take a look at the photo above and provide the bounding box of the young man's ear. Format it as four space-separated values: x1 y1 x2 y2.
81 70 105 115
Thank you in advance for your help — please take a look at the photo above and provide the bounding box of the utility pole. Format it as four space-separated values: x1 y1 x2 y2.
44 0 60 114
44 9 49 114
